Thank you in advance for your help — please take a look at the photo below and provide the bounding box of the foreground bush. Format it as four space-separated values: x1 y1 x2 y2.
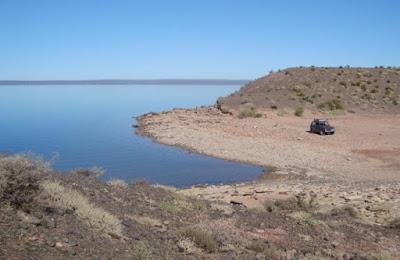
0 155 48 210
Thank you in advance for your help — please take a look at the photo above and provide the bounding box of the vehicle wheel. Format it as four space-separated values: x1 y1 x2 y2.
319 130 324 135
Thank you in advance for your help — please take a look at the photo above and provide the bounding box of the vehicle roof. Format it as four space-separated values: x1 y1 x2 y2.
313 118 328 122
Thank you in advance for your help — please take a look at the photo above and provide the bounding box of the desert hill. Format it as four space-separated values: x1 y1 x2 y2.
217 66 400 116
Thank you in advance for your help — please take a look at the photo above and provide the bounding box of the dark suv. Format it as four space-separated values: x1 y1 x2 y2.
310 119 335 135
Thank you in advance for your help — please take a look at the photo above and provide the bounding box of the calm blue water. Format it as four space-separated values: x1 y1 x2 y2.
0 85 262 187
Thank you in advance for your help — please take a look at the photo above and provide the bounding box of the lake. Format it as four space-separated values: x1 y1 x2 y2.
0 84 262 187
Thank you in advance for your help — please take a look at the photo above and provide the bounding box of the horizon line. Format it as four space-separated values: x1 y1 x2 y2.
0 78 250 86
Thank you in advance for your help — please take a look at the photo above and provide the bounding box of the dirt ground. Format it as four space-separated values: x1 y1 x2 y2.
137 107 400 226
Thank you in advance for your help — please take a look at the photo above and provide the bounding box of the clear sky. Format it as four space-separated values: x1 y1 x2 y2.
1 0 399 80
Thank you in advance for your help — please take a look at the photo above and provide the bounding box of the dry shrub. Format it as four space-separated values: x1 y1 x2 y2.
72 167 104 177
331 205 358 218
0 155 49 210
183 227 217 253
41 180 123 237
273 194 318 212
106 178 128 189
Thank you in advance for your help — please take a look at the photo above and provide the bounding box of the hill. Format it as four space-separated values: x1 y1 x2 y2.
217 67 400 116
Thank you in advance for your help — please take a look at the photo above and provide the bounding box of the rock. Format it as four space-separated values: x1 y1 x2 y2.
44 217 57 228
55 242 64 248
331 241 340 248
47 239 56 247
108 232 123 240
230 200 244 206
17 211 41 226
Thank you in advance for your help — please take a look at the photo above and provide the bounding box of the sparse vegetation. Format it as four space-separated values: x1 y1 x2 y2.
238 107 262 118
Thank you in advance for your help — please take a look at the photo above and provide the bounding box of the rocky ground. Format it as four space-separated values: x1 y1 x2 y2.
1 154 400 259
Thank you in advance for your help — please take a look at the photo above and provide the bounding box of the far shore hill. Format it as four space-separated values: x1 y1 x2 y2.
0 79 249 86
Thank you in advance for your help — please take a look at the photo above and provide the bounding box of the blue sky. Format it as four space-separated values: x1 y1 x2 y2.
1 0 399 80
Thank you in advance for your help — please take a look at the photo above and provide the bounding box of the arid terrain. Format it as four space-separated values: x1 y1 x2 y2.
135 67 400 258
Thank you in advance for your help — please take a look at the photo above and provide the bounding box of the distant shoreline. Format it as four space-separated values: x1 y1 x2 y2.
0 79 249 86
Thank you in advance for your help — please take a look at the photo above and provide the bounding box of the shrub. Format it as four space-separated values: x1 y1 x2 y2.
294 107 304 117
270 105 278 109
42 181 123 237
302 96 313 104
296 194 318 212
106 178 128 189
0 155 48 210
239 107 262 118
317 99 344 111
183 227 217 252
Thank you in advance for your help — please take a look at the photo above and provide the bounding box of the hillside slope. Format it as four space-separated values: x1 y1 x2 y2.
217 67 400 115
2 155 400 259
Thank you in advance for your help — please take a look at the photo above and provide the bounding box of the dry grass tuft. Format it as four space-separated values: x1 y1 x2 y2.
41 180 123 237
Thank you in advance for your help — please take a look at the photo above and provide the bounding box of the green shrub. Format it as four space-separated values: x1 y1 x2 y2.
317 99 344 111
294 107 304 117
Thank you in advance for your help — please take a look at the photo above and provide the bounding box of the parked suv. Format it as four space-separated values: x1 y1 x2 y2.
310 119 335 135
